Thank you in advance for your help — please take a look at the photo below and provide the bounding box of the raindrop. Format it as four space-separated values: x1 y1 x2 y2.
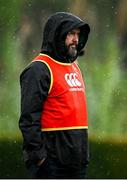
14 140 17 144
106 24 110 28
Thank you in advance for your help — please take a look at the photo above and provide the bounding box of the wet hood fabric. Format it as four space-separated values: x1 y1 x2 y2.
41 12 90 62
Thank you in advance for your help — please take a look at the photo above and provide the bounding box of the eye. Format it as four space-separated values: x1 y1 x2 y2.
68 31 74 36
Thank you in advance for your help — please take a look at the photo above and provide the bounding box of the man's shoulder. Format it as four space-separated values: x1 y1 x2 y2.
20 58 50 81
22 58 49 73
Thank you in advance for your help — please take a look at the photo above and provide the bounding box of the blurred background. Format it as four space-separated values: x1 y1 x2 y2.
0 0 127 178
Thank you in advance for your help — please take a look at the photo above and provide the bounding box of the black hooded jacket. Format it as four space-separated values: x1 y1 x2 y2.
19 12 90 167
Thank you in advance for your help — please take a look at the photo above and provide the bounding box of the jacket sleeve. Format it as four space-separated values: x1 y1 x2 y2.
19 61 51 163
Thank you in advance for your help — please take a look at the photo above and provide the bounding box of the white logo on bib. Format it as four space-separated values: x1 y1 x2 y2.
65 73 81 87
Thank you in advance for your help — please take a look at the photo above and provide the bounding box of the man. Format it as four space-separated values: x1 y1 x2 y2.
19 12 90 179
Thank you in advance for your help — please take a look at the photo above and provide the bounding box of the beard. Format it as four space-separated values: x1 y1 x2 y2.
66 44 78 62
68 44 78 57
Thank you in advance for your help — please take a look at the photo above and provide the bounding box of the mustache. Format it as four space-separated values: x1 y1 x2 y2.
69 44 78 49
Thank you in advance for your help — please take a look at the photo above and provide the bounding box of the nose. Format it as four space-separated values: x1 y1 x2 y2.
73 33 79 44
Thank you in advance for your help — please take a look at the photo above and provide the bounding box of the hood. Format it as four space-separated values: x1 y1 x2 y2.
41 12 90 63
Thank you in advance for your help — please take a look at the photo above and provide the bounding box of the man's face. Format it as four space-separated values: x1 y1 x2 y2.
65 28 80 58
